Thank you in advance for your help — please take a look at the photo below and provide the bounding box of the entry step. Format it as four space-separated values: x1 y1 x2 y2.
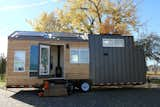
43 84 68 96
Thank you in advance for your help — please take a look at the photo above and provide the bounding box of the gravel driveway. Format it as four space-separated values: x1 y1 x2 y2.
1 87 160 107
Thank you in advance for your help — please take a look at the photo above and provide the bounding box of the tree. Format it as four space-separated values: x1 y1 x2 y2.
57 0 111 34
27 12 65 32
135 33 160 63
100 0 137 35
0 54 6 80
27 0 138 34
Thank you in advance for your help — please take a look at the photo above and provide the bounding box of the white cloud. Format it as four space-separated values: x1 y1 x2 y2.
0 1 49 11
51 0 60 2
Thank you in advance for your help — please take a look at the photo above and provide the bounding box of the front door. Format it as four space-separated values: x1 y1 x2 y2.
39 44 50 76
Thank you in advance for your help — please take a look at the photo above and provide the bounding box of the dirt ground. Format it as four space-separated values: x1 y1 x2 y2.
1 84 160 107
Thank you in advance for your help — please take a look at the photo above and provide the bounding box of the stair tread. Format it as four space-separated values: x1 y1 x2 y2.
43 80 68 96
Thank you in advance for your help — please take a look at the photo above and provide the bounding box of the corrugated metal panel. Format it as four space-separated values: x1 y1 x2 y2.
89 34 146 84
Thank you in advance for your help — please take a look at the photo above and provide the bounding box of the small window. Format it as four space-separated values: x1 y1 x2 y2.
14 51 25 72
70 48 89 64
102 38 125 47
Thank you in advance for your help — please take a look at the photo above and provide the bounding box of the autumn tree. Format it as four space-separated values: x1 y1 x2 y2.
27 0 138 34
27 12 65 32
100 0 137 35
57 0 113 34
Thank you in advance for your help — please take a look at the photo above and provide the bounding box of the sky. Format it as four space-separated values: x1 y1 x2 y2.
0 0 160 56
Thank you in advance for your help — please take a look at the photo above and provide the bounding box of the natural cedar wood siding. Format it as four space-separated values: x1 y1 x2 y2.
6 39 89 86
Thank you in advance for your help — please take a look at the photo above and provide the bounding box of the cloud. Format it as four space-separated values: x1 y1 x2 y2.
51 0 60 2
0 1 49 11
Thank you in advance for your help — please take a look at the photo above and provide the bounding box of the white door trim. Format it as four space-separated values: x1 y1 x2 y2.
39 44 50 76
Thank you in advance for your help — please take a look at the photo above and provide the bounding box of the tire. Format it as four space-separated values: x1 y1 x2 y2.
80 81 91 92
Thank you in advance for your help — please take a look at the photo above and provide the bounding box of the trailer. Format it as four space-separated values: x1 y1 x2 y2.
6 31 146 95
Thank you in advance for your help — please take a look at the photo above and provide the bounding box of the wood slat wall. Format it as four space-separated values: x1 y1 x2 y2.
6 39 89 86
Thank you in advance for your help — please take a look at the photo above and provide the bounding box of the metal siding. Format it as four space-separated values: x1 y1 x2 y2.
130 47 134 82
121 48 125 83
134 48 139 82
124 48 129 82
112 48 115 83
89 36 96 82
95 36 100 83
117 48 123 82
128 48 132 82
89 34 146 84
100 37 104 83
104 48 109 83
108 48 113 83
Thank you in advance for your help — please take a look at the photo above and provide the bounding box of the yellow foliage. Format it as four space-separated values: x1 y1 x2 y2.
27 0 138 35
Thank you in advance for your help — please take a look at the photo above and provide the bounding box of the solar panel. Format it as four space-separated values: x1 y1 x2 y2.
8 31 89 41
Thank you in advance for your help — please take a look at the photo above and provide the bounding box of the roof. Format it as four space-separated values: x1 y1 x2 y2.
8 31 88 41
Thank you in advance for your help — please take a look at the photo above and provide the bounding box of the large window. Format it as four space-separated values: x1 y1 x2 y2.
14 51 25 72
70 48 89 64
102 38 125 47
30 45 39 72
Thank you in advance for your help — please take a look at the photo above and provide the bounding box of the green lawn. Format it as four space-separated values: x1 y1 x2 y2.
150 79 160 84
0 81 5 87
0 74 6 87
147 71 160 75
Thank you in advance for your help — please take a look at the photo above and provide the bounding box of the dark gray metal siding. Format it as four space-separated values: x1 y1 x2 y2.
89 34 146 84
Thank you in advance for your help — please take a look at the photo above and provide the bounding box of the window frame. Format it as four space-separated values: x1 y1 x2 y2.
70 48 89 64
102 38 125 47
14 50 26 72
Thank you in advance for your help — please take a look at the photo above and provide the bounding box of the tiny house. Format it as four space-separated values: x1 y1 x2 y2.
6 31 146 92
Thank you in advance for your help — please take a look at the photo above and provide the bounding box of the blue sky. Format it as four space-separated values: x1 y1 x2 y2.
137 0 160 34
0 0 160 56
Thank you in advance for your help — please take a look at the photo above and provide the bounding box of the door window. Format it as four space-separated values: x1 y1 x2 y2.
39 45 50 75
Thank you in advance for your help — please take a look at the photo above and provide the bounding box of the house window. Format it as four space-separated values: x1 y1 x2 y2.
102 38 125 47
70 48 89 64
14 51 25 72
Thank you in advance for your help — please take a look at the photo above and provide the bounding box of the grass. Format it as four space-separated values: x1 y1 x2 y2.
147 71 160 75
0 81 5 87
146 71 160 84
0 74 6 88
150 79 160 84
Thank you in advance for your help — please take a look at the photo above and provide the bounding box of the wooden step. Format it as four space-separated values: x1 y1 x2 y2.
43 83 68 96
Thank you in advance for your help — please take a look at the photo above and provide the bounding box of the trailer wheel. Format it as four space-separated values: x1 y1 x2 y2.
80 81 91 92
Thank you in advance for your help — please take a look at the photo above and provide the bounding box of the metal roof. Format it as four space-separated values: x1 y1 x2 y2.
8 31 88 41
